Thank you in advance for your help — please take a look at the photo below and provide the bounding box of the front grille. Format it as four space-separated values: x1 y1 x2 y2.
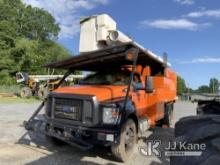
54 98 82 121
46 93 98 126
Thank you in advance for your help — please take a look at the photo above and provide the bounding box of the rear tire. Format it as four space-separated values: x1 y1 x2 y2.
171 115 220 165
111 119 137 162
20 87 32 98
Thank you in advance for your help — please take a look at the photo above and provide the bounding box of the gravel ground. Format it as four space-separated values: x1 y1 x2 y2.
0 101 197 165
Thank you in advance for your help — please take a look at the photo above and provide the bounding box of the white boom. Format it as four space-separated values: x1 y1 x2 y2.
16 72 84 83
79 14 132 53
79 14 170 66
28 75 84 82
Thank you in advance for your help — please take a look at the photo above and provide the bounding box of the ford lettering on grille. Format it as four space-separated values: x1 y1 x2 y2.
54 98 81 120
62 106 76 113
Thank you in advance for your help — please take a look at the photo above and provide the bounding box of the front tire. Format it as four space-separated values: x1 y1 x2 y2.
111 119 137 162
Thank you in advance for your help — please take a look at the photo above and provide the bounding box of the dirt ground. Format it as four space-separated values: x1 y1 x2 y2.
0 101 197 165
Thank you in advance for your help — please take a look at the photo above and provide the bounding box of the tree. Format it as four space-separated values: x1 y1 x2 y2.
197 85 210 93
0 0 70 85
20 6 60 40
177 76 187 95
209 78 220 93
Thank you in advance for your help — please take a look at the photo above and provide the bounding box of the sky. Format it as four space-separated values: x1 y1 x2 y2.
24 0 220 89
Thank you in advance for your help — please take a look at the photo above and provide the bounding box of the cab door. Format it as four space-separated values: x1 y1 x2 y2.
131 78 164 126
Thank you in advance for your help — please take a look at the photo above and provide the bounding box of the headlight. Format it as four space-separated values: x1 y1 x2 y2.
102 105 120 124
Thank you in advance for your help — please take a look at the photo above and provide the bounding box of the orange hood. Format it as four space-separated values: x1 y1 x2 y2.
54 85 127 102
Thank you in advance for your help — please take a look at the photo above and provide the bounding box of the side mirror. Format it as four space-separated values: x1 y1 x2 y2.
145 76 154 93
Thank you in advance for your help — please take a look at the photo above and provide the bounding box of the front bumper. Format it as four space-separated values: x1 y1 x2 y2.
25 117 120 150
43 93 122 149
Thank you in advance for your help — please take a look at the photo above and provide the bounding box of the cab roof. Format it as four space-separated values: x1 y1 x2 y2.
45 42 168 74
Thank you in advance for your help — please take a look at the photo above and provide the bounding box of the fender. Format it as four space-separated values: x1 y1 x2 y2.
116 99 138 130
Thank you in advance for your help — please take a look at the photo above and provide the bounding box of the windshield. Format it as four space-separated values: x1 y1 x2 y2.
79 71 130 85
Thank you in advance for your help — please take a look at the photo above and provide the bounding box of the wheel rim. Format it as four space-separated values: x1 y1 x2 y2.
124 126 135 153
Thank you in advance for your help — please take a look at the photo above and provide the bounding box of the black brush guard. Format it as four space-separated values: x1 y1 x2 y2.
23 100 94 150
23 70 94 150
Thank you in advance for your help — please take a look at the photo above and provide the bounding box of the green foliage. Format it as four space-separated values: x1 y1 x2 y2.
196 85 210 93
209 78 220 93
19 6 60 40
193 78 219 93
177 76 220 94
177 75 187 94
0 0 70 85
0 70 15 85
0 84 21 94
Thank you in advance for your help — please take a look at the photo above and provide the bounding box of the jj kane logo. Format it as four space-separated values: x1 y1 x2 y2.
139 140 206 157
